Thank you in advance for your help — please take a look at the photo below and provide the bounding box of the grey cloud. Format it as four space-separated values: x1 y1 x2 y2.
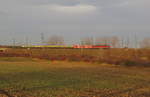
22 0 80 6
16 0 126 7
0 0 150 45
0 11 7 16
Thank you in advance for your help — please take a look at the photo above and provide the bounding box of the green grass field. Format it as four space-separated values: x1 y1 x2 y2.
0 57 150 97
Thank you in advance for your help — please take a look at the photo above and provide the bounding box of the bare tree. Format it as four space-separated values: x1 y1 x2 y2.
109 36 119 48
80 37 94 45
140 37 150 48
95 37 105 45
95 36 119 48
95 37 110 45
46 35 64 45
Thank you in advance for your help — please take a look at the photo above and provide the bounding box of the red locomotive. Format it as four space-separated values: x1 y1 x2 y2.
72 45 110 49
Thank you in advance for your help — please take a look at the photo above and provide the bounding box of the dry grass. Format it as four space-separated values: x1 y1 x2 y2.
0 58 150 97
1 48 150 67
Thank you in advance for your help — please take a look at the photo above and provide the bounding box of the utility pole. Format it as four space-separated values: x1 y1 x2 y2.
41 33 45 44
126 36 130 48
121 37 124 48
25 37 29 46
134 33 138 49
13 38 16 47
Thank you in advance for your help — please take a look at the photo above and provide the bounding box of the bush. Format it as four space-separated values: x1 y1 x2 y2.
1 48 150 67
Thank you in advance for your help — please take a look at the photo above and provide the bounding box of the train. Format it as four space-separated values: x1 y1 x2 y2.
0 45 111 49
23 45 111 49
72 45 110 49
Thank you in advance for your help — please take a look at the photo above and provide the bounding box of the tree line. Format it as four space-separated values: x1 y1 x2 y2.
44 35 150 48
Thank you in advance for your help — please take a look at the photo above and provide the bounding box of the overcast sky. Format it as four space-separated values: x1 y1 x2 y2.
0 0 150 45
